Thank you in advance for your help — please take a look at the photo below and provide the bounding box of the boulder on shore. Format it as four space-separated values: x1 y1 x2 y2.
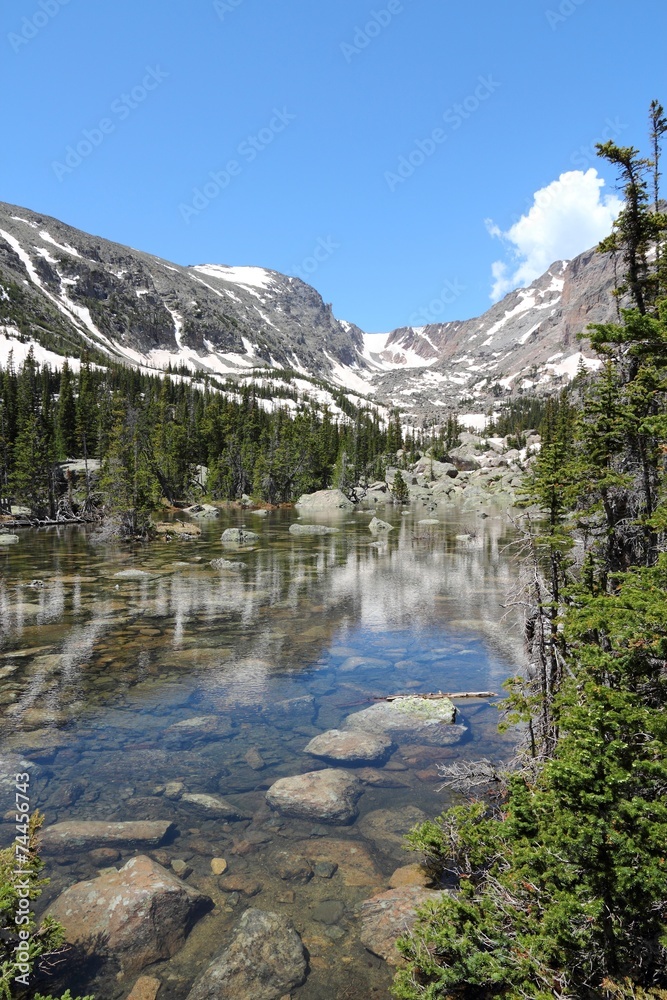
46 855 212 972
184 503 219 519
266 768 362 824
185 908 307 1000
295 489 354 511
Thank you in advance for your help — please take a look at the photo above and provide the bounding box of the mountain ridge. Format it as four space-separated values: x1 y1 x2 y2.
0 201 620 418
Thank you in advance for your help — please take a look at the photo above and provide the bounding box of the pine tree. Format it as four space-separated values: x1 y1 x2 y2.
76 361 98 498
8 412 54 516
596 141 658 315
392 469 409 504
56 361 77 459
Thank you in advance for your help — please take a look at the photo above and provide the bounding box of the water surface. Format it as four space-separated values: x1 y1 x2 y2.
0 503 524 999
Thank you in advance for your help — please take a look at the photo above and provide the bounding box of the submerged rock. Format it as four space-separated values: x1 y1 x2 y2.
264 694 316 723
181 793 252 819
113 569 153 580
358 885 439 965
39 820 175 853
345 695 466 746
272 850 314 884
210 558 246 570
388 863 433 889
185 908 307 1000
46 855 212 972
358 806 429 858
304 728 393 764
368 517 393 534
126 977 162 1000
288 523 340 535
0 534 19 545
0 754 40 796
163 715 233 748
266 768 362 824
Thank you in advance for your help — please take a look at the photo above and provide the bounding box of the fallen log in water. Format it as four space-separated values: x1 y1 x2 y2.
374 691 499 702
1 516 96 528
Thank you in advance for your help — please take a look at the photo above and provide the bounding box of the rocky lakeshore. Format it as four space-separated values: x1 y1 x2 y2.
23 694 469 999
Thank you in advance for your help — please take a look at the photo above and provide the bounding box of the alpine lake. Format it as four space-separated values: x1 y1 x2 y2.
0 502 525 1000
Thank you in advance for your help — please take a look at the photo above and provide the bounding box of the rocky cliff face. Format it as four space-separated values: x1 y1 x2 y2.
369 249 620 416
0 202 365 379
0 201 621 418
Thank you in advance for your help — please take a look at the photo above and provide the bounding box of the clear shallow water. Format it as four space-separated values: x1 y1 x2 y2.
0 504 524 999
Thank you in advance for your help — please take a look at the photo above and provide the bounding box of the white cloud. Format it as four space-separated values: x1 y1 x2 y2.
486 168 623 301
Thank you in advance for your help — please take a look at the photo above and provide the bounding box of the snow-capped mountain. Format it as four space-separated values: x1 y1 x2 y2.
362 249 619 415
0 201 620 418
0 202 368 384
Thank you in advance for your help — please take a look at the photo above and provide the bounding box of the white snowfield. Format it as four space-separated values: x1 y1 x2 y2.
359 331 438 371
193 264 275 290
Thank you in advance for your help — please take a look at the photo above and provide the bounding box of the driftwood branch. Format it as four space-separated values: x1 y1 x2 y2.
374 690 499 702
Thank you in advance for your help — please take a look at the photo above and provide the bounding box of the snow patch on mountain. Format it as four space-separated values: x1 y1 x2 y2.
0 330 82 372
193 264 275 290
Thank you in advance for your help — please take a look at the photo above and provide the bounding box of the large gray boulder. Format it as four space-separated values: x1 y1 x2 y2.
184 503 219 519
46 855 212 972
295 489 354 510
266 768 362 824
186 909 307 1000
413 458 459 479
448 445 481 469
345 695 466 746
221 528 259 545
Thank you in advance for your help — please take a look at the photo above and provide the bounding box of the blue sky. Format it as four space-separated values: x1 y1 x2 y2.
1 0 665 331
